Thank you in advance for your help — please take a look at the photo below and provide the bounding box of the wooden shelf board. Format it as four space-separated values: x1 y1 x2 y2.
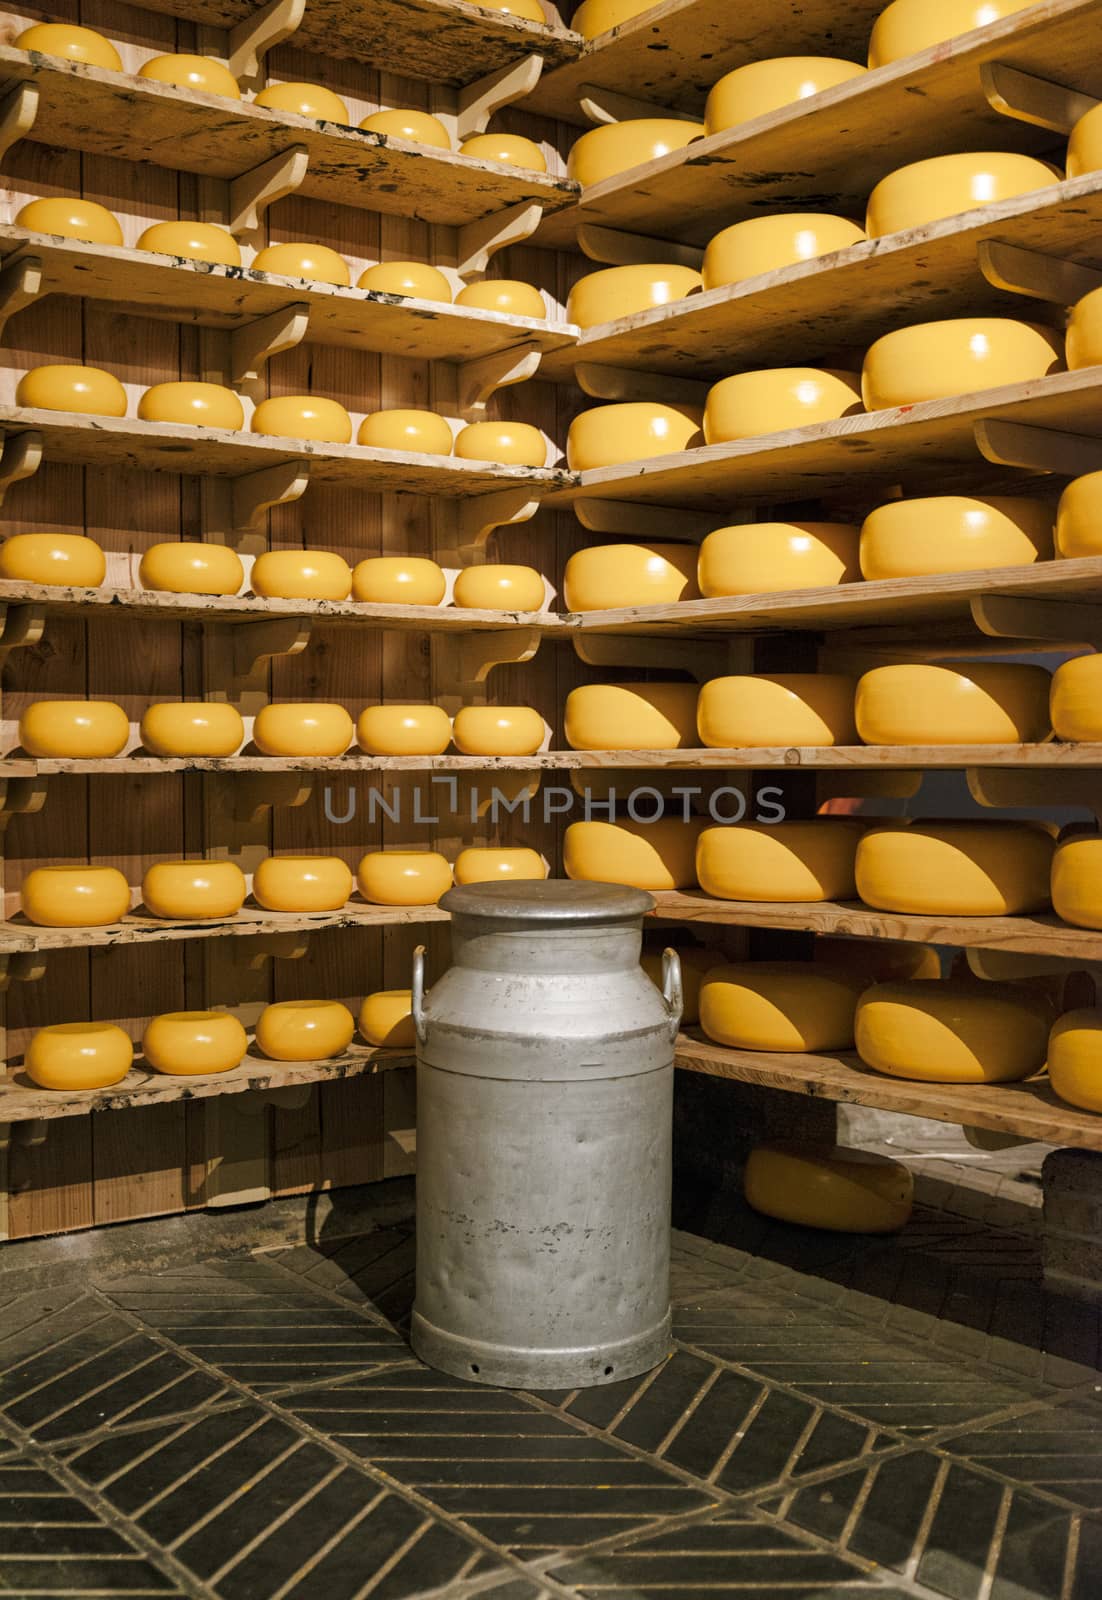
0 228 578 366
537 0 1101 248
554 175 1102 382
527 0 886 125
0 50 578 228
555 369 1102 511
0 1045 414 1125
0 409 574 498
135 0 582 84
675 1032 1102 1151
653 891 1102 961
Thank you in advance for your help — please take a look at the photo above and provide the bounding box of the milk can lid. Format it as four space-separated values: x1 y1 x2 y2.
441 879 654 924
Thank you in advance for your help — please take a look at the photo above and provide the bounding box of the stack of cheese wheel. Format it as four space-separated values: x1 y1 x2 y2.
856 977 1053 1083
744 1143 914 1233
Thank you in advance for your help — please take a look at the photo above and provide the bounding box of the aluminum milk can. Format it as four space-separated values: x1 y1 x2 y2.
410 879 682 1390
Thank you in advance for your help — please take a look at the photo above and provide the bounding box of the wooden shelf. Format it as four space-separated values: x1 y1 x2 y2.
554 174 1102 382
0 49 578 228
527 0 886 125
557 369 1102 512
0 227 578 367
136 0 582 86
537 0 1102 248
0 408 574 497
653 891 1102 962
675 1032 1102 1151
0 1044 413 1125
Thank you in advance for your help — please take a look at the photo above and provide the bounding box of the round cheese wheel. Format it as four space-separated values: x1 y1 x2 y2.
567 264 702 328
138 222 241 266
251 395 352 444
455 280 546 319
745 1143 913 1233
705 369 862 442
140 703 244 758
252 703 353 757
358 409 453 455
1057 471 1102 557
454 421 546 466
697 674 857 748
860 494 1054 578
452 706 544 756
564 818 703 891
452 564 544 611
16 22 122 70
862 318 1064 411
869 0 1038 67
1052 833 1102 929
138 54 241 98
360 110 451 148
22 866 130 927
1066 104 1102 180
856 977 1052 1082
18 197 123 247
359 990 416 1048
351 556 445 606
139 542 243 595
142 859 246 920
250 550 352 600
461 133 547 172
1048 1008 1102 1112
564 542 699 609
255 1000 355 1061
142 1011 248 1076
855 662 1052 744
697 820 863 902
698 521 859 595
26 1022 133 1090
253 82 349 122
699 960 865 1051
572 0 655 39
0 532 106 588
252 242 351 286
138 382 244 430
356 851 453 906
453 848 547 884
565 683 699 750
703 214 866 290
17 364 126 417
19 699 129 758
252 855 353 912
567 402 702 469
359 261 452 302
1052 654 1102 741
856 820 1054 915
705 58 865 136
866 152 1060 237
567 120 701 185
357 705 452 756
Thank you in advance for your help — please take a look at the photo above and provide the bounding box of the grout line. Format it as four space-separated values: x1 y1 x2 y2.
205 1460 347 1583
706 1382 772 1485
170 1437 317 1559
1061 1515 1082 1600
651 1364 721 1459
353 1513 430 1600
977 1483 1013 1600
901 1456 948 1583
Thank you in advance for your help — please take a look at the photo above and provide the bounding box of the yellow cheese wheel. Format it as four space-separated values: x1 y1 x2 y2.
1066 104 1102 180
1052 654 1102 741
0 533 105 588
461 133 547 171
567 402 702 469
567 265 702 328
567 120 704 186
700 960 865 1052
814 936 941 983
745 1143 913 1233
862 319 1064 411
139 542 244 595
1052 834 1102 929
17 197 123 247
251 395 352 444
359 262 453 302
140 703 244 757
452 705 544 756
703 214 866 290
1057 472 1102 557
138 54 241 98
255 1000 355 1061
357 851 453 905
250 550 352 600
705 368 862 442
697 820 863 902
351 556 446 606
253 82 350 122
476 0 545 18
869 0 1037 67
565 683 699 750
855 662 1052 745
856 977 1052 1082
866 153 1060 237
698 521 859 596
1048 1008 1102 1112
358 409 453 454
571 0 652 35
16 364 127 417
360 110 451 148
357 704 452 756
22 866 130 928
16 22 122 70
253 703 353 757
137 221 241 266
860 494 1054 578
453 847 547 884
138 382 244 430
142 859 246 920
641 945 724 1025
359 990 416 1047
454 421 546 466
697 673 857 748
142 1010 248 1075
564 542 700 609
856 820 1054 915
252 854 353 912
565 818 703 891
455 280 547 319
706 57 865 134
19 700 129 758
26 1022 133 1090
1065 285 1102 371
252 242 351 286
452 565 544 611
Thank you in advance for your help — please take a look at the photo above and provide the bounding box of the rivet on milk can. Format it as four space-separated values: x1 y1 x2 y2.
410 879 683 1390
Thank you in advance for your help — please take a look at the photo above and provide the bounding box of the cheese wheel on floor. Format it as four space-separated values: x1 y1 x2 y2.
565 683 699 750
641 946 725 1026
564 818 703 891
699 961 865 1052
697 820 863 903
1052 833 1102 929
856 977 1053 1082
1051 654 1102 741
744 1143 913 1233
856 821 1054 915
814 936 940 983
855 662 1051 745
697 674 857 748
1048 1008 1102 1112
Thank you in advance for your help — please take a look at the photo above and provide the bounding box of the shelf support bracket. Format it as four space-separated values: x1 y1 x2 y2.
228 615 313 680
977 240 1102 306
574 496 715 542
229 932 311 970
229 772 314 823
436 627 541 693
228 0 306 85
0 776 48 829
573 634 727 679
575 361 709 408
0 82 38 165
446 487 542 563
578 82 702 127
229 303 311 385
968 767 1102 818
0 431 43 510
224 461 310 534
975 417 1102 477
981 61 1098 134
457 54 544 140
0 257 43 345
0 951 46 992
457 202 542 281
576 222 704 270
457 342 542 422
0 604 46 659
228 146 309 238
972 593 1102 647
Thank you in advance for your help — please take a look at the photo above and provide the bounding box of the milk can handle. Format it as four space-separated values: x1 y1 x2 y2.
411 945 428 1045
661 947 683 1040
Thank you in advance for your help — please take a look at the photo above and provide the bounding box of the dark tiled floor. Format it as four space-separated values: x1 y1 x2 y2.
0 1199 1100 1599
